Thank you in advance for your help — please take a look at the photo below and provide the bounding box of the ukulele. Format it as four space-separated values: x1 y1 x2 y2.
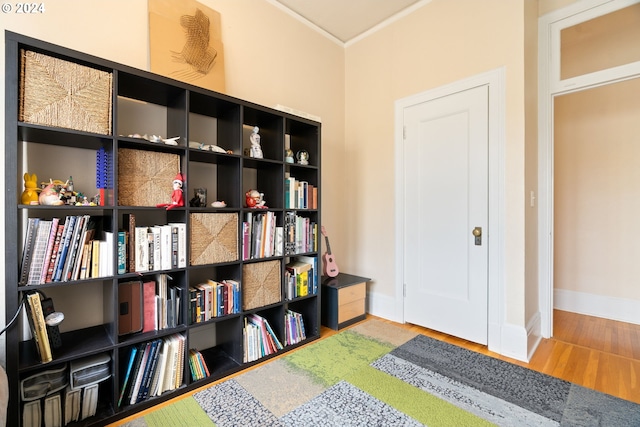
321 226 339 277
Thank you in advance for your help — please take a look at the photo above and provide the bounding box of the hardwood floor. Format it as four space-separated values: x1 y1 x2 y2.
387 309 640 405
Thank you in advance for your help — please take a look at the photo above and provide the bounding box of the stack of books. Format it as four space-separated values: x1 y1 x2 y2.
118 334 186 408
285 257 317 300
188 349 211 381
243 314 283 363
19 215 114 284
188 279 240 324
285 310 306 346
283 212 317 256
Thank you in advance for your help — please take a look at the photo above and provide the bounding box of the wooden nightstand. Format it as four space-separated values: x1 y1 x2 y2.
321 273 370 330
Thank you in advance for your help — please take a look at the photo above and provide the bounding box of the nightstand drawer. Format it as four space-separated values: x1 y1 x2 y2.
338 298 365 324
337 282 366 304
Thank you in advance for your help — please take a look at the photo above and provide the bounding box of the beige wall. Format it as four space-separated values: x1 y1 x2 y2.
344 0 529 326
554 78 640 301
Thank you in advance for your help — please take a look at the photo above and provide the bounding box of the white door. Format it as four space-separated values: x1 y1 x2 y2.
403 85 489 345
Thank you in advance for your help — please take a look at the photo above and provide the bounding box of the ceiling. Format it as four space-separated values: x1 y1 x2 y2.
271 0 425 44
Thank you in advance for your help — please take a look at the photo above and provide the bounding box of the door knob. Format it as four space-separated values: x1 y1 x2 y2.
472 227 482 245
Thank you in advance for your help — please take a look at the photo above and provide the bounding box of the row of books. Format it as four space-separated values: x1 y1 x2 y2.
189 279 240 324
188 348 211 381
118 275 182 336
243 313 284 363
284 310 307 346
19 215 111 285
284 211 318 255
128 222 187 273
118 334 186 408
285 257 317 300
242 211 283 260
285 175 318 210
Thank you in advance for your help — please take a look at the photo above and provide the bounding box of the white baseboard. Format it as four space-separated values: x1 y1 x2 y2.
367 290 532 362
498 322 529 362
366 291 403 323
554 289 640 325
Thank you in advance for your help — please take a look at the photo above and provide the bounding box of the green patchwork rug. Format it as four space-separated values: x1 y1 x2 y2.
119 319 640 426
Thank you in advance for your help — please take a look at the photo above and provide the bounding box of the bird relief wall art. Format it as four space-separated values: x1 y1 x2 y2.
148 0 226 93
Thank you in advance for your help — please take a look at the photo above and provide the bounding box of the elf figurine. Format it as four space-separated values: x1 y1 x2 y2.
157 172 185 210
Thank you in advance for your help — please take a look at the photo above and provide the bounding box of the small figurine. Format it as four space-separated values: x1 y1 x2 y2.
245 189 266 208
285 149 294 163
249 126 263 159
21 173 40 205
296 150 309 165
189 188 207 207
211 201 227 208
157 173 185 210
39 179 67 206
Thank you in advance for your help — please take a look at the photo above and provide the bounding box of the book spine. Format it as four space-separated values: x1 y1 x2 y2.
54 215 77 281
20 217 39 285
124 213 136 273
117 231 127 274
118 346 138 407
64 215 88 281
170 226 179 268
91 240 101 278
160 225 172 271
129 342 151 405
27 220 52 285
135 227 149 272
142 281 157 333
137 339 160 403
175 223 186 268
26 293 53 363
39 217 60 284
151 227 161 271
45 224 65 283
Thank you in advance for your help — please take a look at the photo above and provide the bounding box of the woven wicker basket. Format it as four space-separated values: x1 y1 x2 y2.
242 260 281 310
190 213 238 265
118 148 180 206
19 49 112 135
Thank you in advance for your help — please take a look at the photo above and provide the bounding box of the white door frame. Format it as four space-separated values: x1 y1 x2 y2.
538 0 640 338
394 68 506 354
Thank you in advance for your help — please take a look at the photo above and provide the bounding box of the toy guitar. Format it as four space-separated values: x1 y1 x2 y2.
321 226 339 277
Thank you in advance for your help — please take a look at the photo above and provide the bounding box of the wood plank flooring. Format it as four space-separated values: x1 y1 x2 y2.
112 309 640 425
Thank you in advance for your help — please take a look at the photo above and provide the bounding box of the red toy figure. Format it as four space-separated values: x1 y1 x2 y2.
157 172 185 210
245 189 266 208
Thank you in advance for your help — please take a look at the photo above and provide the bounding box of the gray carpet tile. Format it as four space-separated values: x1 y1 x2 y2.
193 378 282 427
280 380 424 427
373 353 558 427
392 335 570 421
562 384 640 427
